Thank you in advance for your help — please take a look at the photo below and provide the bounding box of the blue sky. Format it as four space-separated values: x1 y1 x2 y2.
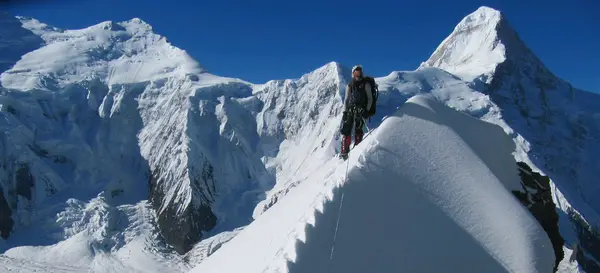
4 0 599 92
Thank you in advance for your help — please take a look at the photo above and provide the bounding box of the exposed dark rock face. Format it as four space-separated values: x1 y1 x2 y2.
15 164 34 200
575 248 600 273
512 162 564 272
0 186 13 239
568 207 600 272
148 167 218 254
0 162 36 239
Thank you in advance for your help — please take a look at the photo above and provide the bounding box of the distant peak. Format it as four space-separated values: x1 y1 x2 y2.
310 61 343 75
116 18 154 34
453 6 503 33
97 21 126 31
123 18 153 29
324 61 343 73
420 6 529 82
83 18 154 35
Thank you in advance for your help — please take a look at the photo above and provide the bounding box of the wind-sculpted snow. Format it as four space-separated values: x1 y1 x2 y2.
251 64 518 218
0 6 598 272
422 7 600 270
191 94 556 273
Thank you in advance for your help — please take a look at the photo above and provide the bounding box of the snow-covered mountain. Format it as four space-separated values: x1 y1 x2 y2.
421 8 600 216
191 93 557 273
422 7 600 271
0 5 599 273
0 11 272 260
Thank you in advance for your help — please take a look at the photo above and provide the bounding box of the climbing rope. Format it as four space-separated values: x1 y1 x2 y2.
326 114 380 272
327 120 353 273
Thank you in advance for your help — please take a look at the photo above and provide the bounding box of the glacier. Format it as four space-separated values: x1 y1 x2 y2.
0 5 599 273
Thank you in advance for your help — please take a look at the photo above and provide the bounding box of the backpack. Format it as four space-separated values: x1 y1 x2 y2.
362 76 378 117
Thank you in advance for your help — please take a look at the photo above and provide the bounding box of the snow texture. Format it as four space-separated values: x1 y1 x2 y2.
2 16 204 90
423 5 600 242
190 94 556 273
0 5 598 273
420 6 506 82
0 14 276 257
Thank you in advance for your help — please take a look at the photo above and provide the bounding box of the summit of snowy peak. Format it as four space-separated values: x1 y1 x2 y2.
420 6 507 81
256 61 346 91
124 17 152 27
421 6 561 85
1 16 204 89
420 6 600 270
306 61 349 82
290 61 347 82
456 6 503 30
420 6 541 83
117 18 154 34
15 16 62 37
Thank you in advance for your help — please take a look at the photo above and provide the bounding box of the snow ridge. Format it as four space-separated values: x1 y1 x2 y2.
1 6 599 273
251 61 349 216
190 94 556 273
420 6 506 82
1 16 203 90
422 6 600 271
424 5 600 224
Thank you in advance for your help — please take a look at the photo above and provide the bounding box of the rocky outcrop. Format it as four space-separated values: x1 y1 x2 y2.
568 207 600 272
0 186 13 238
148 163 218 254
512 162 564 272
0 160 37 239
15 164 35 200
512 161 600 272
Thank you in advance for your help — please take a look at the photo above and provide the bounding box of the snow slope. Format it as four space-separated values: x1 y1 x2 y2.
0 6 598 272
2 199 190 273
252 64 521 218
1 16 203 90
422 6 600 216
420 6 506 82
0 14 275 259
422 7 600 271
191 94 555 273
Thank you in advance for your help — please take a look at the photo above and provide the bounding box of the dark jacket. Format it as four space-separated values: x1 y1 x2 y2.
344 77 373 111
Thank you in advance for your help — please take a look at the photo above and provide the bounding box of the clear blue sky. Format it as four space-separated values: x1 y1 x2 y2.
3 0 599 92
